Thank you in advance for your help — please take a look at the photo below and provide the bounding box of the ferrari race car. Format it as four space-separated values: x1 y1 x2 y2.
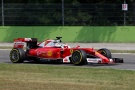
10 37 123 65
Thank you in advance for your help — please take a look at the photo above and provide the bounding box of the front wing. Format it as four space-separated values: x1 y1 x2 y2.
62 56 123 64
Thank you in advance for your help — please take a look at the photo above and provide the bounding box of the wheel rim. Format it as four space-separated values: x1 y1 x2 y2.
72 52 81 63
11 50 19 61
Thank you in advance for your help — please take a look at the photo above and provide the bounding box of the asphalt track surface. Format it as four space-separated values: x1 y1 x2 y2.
1 49 135 71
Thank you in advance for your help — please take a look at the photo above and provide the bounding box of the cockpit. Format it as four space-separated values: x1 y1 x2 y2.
38 37 70 48
38 39 70 48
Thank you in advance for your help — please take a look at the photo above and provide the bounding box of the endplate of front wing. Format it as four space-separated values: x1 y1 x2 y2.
112 58 124 63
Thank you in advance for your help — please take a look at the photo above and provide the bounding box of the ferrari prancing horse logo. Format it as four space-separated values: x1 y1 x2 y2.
70 49 73 53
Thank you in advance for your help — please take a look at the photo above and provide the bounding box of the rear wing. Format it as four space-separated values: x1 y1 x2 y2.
13 38 37 48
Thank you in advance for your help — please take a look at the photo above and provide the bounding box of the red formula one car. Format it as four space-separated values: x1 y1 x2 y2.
10 37 123 65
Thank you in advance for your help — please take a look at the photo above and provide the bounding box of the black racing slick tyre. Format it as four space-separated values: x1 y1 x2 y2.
97 48 112 59
71 50 87 65
10 48 26 63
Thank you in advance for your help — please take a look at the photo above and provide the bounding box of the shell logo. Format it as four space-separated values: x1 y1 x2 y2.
47 50 53 57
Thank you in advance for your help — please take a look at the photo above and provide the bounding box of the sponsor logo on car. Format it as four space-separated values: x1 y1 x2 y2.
47 50 53 57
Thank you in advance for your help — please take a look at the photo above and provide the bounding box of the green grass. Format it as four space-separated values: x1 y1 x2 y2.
110 50 135 53
0 46 13 49
0 63 135 90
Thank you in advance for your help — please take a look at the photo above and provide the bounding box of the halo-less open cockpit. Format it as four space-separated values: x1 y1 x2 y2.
38 37 70 48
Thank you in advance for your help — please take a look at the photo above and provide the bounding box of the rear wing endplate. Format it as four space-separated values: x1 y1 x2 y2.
13 38 37 48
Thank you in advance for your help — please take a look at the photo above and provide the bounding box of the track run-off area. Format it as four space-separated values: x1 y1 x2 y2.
0 49 135 71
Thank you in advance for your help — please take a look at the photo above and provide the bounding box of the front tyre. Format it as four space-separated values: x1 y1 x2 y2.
71 50 87 65
10 48 26 63
97 48 112 59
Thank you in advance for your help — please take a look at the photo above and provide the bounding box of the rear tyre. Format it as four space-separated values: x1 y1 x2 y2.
97 48 112 59
71 50 87 65
10 48 26 63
